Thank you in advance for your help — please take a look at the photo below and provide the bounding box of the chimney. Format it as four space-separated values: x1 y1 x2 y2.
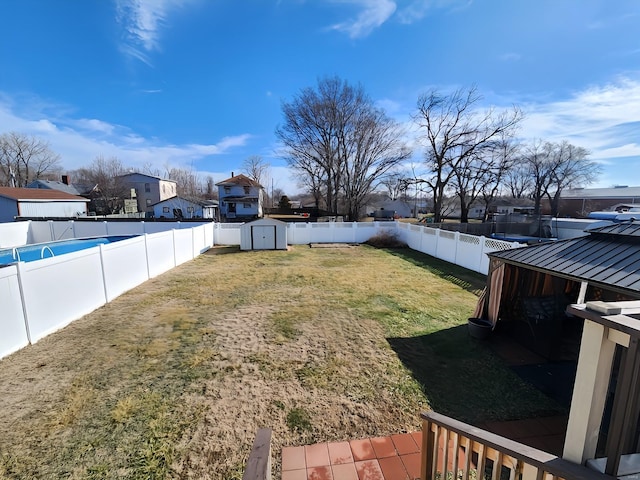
231 171 234 177
61 175 69 185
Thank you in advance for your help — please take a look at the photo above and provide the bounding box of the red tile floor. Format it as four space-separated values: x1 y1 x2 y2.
281 414 568 480
282 335 572 479
281 432 423 480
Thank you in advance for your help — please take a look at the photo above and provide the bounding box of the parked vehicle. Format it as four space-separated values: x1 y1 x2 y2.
373 209 397 221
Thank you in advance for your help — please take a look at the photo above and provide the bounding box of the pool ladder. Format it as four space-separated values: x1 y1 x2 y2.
40 246 55 259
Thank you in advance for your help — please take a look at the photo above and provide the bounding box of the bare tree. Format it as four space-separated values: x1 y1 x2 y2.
0 132 62 187
277 76 410 220
523 140 598 215
414 86 523 223
380 172 410 201
504 162 533 199
204 176 217 200
73 156 129 214
477 137 521 221
241 155 270 186
164 167 203 197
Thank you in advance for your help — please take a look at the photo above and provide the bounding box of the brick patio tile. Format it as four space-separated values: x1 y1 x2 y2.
306 443 331 468
391 433 419 455
350 438 376 461
282 468 308 480
378 455 410 480
283 446 307 471
410 431 423 450
370 437 397 459
400 453 422 480
331 462 359 480
328 441 354 465
308 465 333 480
355 460 384 480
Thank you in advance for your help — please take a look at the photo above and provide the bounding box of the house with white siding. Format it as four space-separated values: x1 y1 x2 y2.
151 196 218 219
216 173 264 221
120 172 177 213
0 187 89 222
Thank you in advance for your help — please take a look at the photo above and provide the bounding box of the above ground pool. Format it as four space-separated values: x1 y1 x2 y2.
0 236 137 266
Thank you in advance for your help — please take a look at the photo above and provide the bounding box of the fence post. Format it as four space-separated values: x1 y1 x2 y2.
15 262 32 345
172 230 178 266
98 243 110 303
143 233 152 280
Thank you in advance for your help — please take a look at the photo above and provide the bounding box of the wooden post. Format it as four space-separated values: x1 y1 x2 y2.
242 429 272 480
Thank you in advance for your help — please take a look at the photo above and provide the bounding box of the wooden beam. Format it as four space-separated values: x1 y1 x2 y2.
242 428 272 480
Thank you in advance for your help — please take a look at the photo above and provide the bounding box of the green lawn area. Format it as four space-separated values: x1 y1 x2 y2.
0 245 564 479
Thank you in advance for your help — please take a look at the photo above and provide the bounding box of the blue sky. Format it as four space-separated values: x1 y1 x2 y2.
1 0 639 194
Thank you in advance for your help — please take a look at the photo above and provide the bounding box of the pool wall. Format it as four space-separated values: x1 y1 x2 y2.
0 222 214 359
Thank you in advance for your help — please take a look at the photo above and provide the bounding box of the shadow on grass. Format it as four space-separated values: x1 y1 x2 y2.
383 248 486 296
387 325 567 424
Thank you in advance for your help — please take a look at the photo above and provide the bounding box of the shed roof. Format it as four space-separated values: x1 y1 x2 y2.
488 221 640 297
0 187 89 202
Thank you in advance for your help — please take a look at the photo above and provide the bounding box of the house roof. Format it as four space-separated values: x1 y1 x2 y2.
120 172 176 183
216 174 263 188
150 195 218 208
488 221 640 297
0 187 89 202
560 186 640 199
26 179 96 196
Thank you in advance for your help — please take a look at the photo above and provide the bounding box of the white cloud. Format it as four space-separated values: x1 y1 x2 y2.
499 52 522 62
115 0 193 63
397 0 472 24
520 77 640 159
329 0 397 38
0 94 253 176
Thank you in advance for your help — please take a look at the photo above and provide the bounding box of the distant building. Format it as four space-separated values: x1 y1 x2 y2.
0 187 88 222
554 186 640 217
26 176 97 197
120 172 177 213
151 196 218 219
216 173 264 221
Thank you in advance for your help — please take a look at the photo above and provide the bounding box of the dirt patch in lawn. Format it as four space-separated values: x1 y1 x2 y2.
0 246 563 479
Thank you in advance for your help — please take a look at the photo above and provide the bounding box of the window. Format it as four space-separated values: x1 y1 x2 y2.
187 206 194 213
224 186 231 194
163 206 169 213
145 183 151 193
243 186 250 194
243 203 251 208
146 199 152 206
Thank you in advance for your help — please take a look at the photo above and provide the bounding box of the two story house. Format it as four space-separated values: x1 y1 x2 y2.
120 172 177 213
216 173 264 222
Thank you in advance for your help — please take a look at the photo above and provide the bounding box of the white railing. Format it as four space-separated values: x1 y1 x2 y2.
0 220 520 360
0 223 214 359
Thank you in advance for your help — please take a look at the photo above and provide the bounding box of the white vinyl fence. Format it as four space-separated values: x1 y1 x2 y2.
0 222 214 359
1 220 520 360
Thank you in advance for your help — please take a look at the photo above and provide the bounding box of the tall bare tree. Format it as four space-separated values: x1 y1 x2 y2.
276 76 410 220
241 155 270 186
523 140 598 215
73 156 129 214
414 86 523 222
164 167 203 197
0 132 62 187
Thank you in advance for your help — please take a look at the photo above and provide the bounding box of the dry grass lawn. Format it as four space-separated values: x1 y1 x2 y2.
0 245 562 479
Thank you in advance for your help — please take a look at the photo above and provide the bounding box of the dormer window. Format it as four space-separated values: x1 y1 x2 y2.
243 186 250 194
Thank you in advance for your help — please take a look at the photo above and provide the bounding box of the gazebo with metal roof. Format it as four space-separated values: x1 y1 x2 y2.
483 221 640 478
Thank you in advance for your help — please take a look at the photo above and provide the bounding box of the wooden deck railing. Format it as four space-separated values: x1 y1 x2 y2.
242 428 272 480
420 411 612 480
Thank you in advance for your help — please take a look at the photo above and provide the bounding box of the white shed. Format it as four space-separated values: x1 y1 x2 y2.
0 187 88 222
240 218 288 251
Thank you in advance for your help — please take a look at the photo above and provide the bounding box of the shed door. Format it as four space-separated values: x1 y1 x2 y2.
252 225 276 250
